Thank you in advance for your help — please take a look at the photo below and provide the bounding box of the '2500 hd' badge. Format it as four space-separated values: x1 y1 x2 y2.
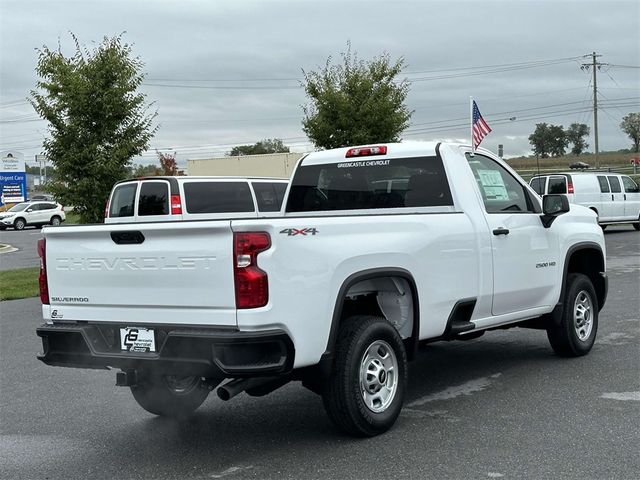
279 228 318 236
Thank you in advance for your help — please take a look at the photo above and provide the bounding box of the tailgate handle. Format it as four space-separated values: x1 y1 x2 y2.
111 231 145 245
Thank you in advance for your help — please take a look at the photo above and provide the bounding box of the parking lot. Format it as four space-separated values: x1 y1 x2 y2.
0 227 639 479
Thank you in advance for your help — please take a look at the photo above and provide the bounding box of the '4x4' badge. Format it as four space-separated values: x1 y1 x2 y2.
279 228 318 236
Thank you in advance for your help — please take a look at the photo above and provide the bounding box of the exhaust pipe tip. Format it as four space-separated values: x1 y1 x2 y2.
217 386 232 401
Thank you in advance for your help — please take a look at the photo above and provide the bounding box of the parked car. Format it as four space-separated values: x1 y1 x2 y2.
569 161 590 170
0 201 65 230
31 194 56 202
529 172 640 230
37 142 607 436
105 176 289 224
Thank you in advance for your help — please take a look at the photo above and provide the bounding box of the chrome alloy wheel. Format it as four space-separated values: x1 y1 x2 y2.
573 290 594 341
359 340 398 413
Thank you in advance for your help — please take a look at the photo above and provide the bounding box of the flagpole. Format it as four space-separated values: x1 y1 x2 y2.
470 96 474 156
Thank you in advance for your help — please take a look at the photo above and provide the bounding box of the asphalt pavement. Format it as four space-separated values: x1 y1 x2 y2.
0 228 639 480
0 227 44 271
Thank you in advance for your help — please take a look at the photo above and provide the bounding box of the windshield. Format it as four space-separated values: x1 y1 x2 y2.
8 203 29 212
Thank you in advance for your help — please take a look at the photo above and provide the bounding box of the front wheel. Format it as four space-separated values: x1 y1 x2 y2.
633 215 639 231
547 273 598 357
322 315 407 437
13 218 26 230
130 374 209 417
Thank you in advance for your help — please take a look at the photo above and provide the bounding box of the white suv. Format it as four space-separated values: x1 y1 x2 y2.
0 201 65 230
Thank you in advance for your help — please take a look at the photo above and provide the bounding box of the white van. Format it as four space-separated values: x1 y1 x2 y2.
105 176 288 224
529 172 640 229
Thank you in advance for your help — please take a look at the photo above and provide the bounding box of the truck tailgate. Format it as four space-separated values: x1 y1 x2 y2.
43 221 236 326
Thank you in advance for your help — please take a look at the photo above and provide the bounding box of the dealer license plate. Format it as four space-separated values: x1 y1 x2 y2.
120 327 156 353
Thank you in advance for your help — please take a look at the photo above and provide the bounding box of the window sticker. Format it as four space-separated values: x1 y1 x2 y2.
477 169 509 200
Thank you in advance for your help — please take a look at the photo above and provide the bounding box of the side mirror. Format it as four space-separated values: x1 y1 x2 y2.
26 208 33 212
541 194 570 228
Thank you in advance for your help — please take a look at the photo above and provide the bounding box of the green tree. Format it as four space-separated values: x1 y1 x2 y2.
131 163 160 177
528 123 567 158
301 44 413 149
620 112 640 153
229 138 290 156
30 34 157 223
565 122 590 156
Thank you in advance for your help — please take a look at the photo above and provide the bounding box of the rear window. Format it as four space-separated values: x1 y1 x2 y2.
548 177 567 194
109 183 137 218
138 182 169 216
286 156 453 212
597 176 610 193
183 181 254 214
529 177 546 195
252 182 287 212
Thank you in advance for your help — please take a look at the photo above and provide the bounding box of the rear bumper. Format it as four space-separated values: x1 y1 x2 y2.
37 323 295 378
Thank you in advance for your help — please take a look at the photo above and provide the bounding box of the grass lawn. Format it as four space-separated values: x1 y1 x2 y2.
0 267 40 301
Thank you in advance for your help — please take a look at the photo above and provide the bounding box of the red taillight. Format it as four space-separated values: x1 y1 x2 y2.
171 194 182 215
345 146 387 158
233 232 270 309
567 181 574 194
61 205 65 212
37 238 49 305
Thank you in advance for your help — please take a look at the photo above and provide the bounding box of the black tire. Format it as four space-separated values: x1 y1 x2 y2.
50 216 62 226
633 216 639 231
0 226 6 231
322 315 407 437
130 374 209 417
546 273 598 357
13 218 26 230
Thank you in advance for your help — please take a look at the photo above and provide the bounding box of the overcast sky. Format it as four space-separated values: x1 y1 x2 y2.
1 0 639 168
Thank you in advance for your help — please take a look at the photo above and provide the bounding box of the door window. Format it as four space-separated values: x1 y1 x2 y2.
183 181 255 213
138 182 169 216
621 176 639 193
252 182 287 212
597 176 610 193
109 183 137 218
607 176 622 193
466 154 535 213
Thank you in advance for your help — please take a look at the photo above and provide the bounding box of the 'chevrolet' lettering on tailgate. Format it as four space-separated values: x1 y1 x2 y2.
55 256 217 271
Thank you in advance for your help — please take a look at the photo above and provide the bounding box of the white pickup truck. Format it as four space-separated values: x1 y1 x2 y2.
36 142 607 436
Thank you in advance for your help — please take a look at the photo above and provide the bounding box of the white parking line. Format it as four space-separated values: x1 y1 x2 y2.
600 391 640 401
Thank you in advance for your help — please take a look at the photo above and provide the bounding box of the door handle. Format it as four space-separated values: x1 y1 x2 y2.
624 194 627 200
111 231 145 245
611 194 614 201
493 227 510 236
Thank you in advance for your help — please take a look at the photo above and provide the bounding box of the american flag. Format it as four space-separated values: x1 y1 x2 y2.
472 100 492 149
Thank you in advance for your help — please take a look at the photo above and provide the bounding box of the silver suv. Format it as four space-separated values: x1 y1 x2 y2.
0 201 66 230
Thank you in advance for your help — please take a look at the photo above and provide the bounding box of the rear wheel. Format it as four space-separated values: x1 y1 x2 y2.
547 273 598 357
322 315 407 437
50 216 62 226
130 374 209 417
13 218 26 230
633 215 639 231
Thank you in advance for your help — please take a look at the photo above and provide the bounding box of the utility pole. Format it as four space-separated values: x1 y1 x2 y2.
581 52 607 169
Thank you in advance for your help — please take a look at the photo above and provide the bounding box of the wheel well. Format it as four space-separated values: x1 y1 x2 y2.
566 248 606 309
588 207 598 215
14 217 26 224
324 271 419 363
